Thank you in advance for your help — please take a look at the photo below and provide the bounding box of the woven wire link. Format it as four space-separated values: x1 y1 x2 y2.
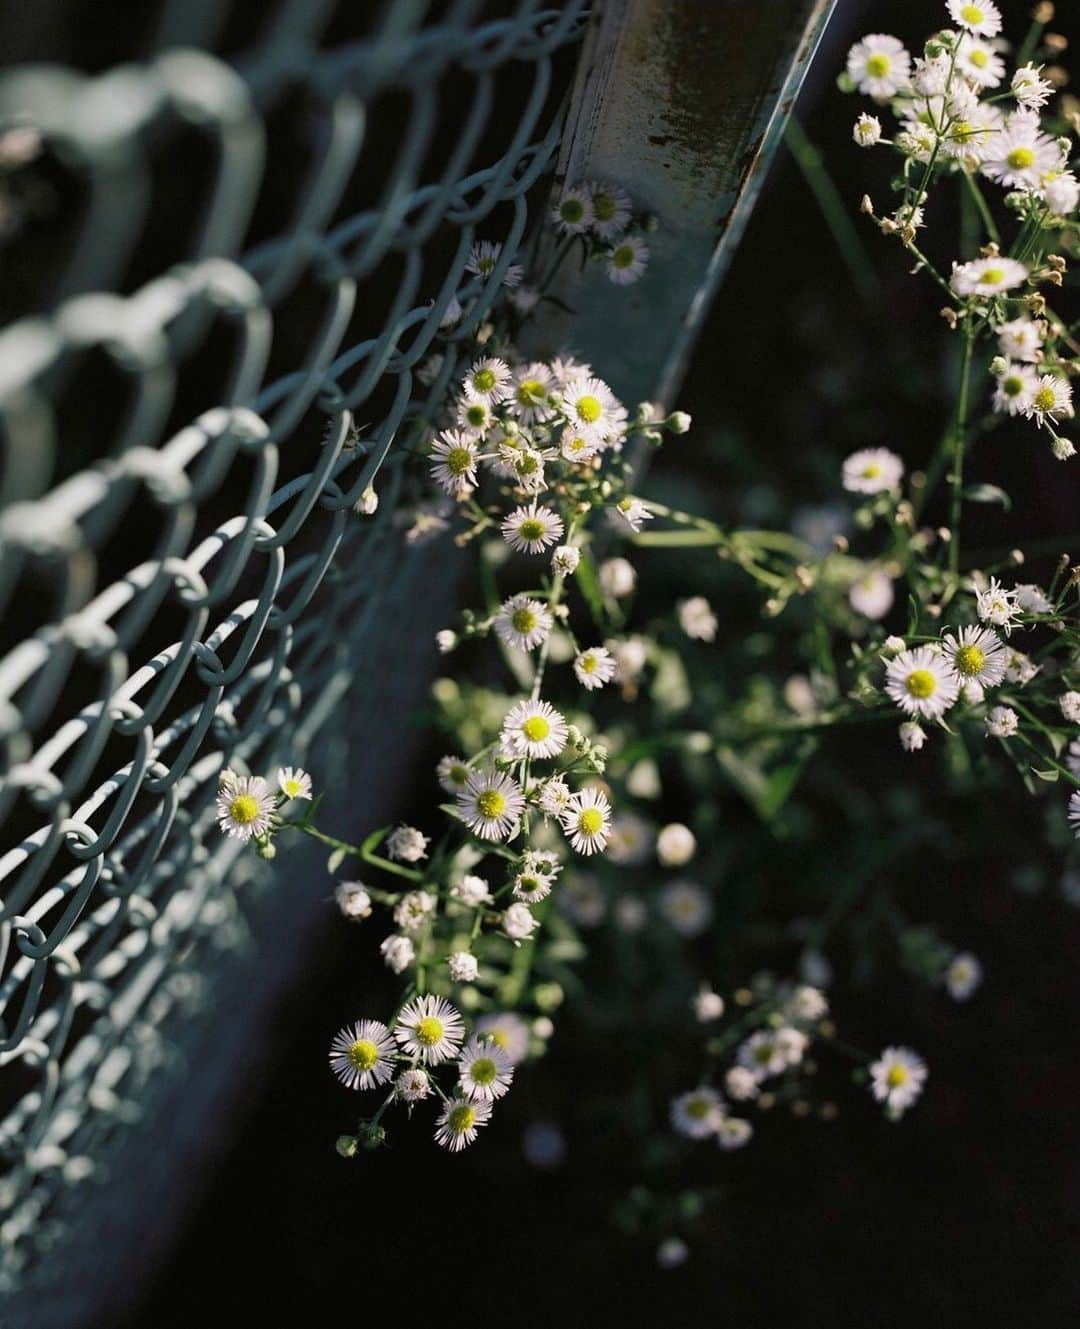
0 0 586 1287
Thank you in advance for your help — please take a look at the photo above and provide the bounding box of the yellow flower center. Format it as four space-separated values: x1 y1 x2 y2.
477 789 507 819
283 779 302 797
348 1038 379 1071
612 244 634 269
905 668 937 699
1002 375 1024 397
463 402 487 427
449 764 468 785
448 1103 476 1134
228 794 260 825
960 4 984 23
567 436 587 453
978 267 1005 285
522 715 551 742
951 120 975 142
576 394 603 424
518 519 545 542
969 48 988 69
489 1029 510 1051
472 368 496 393
511 607 538 634
865 52 891 78
954 644 986 676
416 1016 444 1047
886 1063 909 1088
1034 385 1056 411
686 1096 711 1119
862 462 882 478
448 446 473 475
1007 146 1035 171
580 653 597 673
593 192 615 221
517 453 540 476
578 806 604 835
560 198 585 223
469 1057 497 1086
477 256 495 274
517 378 546 405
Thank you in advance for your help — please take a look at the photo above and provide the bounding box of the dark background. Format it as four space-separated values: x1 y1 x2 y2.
97 1 1080 1324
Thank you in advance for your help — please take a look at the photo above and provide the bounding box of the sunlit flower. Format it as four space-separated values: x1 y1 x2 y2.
670 1086 725 1138
693 985 725 1022
725 1066 759 1101
976 577 1021 632
1011 63 1054 109
559 787 613 856
996 316 1043 363
949 256 1029 297
869 1046 927 1117
394 1067 431 1103
510 361 556 424
899 720 928 752
945 952 983 1000
437 754 472 796
956 39 1004 89
434 1096 492 1151
884 647 960 720
458 1038 515 1101
716 1117 754 1150
1060 692 1080 724
559 374 625 440
982 116 1063 191
841 447 904 494
598 557 637 598
500 699 569 760
394 995 465 1065
992 362 1038 416
393 889 436 932
947 0 1001 37
552 544 581 576
277 766 312 801
573 645 617 690
476 1012 530 1064
501 502 565 554
457 770 526 842
612 495 653 533
462 355 512 403
853 113 882 147
942 625 1007 688
677 595 718 641
737 1031 787 1081
452 874 492 907
538 776 573 817
447 951 479 983
216 776 275 843
494 594 554 651
380 934 415 974
335 881 372 921
329 1019 396 1090
385 825 429 863
846 34 911 101
503 901 539 941
1024 373 1073 427
657 822 696 867
849 569 895 620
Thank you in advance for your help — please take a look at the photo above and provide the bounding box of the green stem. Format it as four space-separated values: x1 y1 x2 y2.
948 327 976 576
961 169 1000 246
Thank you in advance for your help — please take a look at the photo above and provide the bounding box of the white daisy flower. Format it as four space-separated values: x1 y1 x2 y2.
551 184 594 234
559 428 605 464
949 256 1029 297
849 569 895 620
437 754 472 796
737 1031 787 1081
960 679 985 706
911 53 950 95
436 629 457 654
846 34 911 101
997 317 1043 363
508 446 550 494
853 113 882 147
380 934 415 973
335 881 372 921
941 102 1003 165
598 557 637 598
560 374 625 440
942 625 1007 688
992 362 1038 416
1003 649 1038 683
394 995 465 1065
725 1066 760 1101
393 889 436 932
659 879 713 937
394 1067 431 1102
552 544 580 576
429 430 480 497
503 902 538 940
976 576 1021 632
510 362 555 424
494 594 554 651
841 447 904 494
328 1019 396 1091
560 787 613 856
501 502 565 555
693 986 725 1022
612 495 653 533
434 1096 492 1151
522 847 562 878
385 824 429 863
657 822 696 867
458 1038 514 1101
452 874 491 907
776 1026 809 1066
869 1046 927 1117
1060 691 1080 724
512 869 554 904
945 952 982 1000
947 0 1001 36
1024 374 1073 426
216 776 275 843
885 647 960 720
1012 63 1054 109
957 39 1004 89
677 595 718 641
587 180 632 238
476 1012 531 1064
441 951 476 985
899 720 928 751
465 239 522 288
573 645 617 690
456 769 526 841
607 234 649 285
982 119 1062 191
785 985 828 1022
500 699 569 760
670 1086 725 1139
277 766 312 801
455 394 494 435
716 1117 754 1151
1069 791 1080 838
538 776 573 817
549 353 591 388
462 355 512 403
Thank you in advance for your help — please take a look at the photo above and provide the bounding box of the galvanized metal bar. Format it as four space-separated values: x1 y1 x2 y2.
526 0 836 407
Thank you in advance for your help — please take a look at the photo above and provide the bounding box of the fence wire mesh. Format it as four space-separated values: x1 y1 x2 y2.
0 0 586 1297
